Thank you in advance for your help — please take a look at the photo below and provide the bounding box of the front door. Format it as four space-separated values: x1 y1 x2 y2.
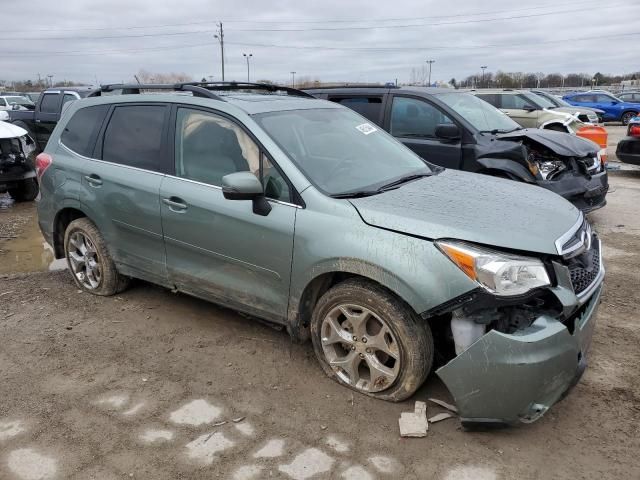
387 95 462 169
498 93 540 128
160 106 296 323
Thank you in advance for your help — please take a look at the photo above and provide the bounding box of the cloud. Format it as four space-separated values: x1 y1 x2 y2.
0 0 637 85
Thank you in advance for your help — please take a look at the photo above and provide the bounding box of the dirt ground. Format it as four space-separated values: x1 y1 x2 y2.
1 171 639 479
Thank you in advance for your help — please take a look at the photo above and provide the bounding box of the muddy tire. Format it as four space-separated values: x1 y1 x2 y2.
310 278 433 402
64 218 129 296
8 178 38 202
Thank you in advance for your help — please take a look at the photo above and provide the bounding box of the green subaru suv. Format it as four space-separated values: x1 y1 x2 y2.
36 82 604 427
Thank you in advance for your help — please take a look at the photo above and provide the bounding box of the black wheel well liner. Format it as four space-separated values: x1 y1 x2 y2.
52 207 87 258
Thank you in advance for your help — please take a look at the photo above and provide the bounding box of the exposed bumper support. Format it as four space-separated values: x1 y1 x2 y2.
539 170 608 213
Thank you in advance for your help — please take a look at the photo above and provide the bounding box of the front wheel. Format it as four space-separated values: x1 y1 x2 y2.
8 178 38 202
64 218 129 296
310 278 433 402
621 111 638 126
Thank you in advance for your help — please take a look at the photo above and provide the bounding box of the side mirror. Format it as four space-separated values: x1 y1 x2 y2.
11 103 20 110
221 171 272 216
523 104 537 112
435 123 461 140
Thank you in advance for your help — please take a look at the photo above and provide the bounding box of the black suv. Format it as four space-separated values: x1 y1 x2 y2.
305 86 608 213
8 86 96 152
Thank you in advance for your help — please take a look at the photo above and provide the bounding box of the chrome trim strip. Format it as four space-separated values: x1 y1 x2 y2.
576 238 605 305
554 213 585 256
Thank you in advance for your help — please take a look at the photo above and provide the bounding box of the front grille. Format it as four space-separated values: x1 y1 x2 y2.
566 235 600 294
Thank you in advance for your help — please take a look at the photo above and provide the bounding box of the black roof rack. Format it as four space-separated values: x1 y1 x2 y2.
303 84 398 90
93 82 314 100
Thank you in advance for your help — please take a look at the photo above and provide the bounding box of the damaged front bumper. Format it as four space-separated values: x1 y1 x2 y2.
436 252 604 427
539 170 608 214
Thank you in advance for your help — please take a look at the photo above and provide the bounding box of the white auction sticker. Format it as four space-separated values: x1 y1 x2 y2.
355 123 377 135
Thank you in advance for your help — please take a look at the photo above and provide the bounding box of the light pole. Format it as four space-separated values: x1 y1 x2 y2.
243 53 253 82
47 74 53 87
480 66 487 88
214 22 225 81
426 60 435 86
291 71 296 88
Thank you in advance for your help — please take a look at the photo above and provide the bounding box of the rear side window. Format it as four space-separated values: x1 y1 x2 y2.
40 93 60 113
329 96 383 124
60 105 109 157
102 105 166 171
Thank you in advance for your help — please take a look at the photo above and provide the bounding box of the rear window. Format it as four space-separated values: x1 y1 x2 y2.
40 93 60 113
60 105 109 157
328 96 383 124
102 105 166 171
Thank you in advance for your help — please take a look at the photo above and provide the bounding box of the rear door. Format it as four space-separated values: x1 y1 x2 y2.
386 94 462 169
160 106 296 322
82 103 170 286
35 92 62 147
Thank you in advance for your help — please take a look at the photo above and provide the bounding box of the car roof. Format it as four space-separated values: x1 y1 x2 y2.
43 86 96 94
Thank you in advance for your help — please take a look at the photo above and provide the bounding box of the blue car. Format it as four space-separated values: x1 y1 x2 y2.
563 91 640 125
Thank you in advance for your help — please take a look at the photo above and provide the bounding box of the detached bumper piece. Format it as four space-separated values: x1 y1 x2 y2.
539 170 608 214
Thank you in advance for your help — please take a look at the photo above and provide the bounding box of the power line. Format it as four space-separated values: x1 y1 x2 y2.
0 0 607 33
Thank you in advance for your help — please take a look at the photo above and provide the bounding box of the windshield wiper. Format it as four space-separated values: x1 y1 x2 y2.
377 172 432 191
479 127 523 134
331 190 382 199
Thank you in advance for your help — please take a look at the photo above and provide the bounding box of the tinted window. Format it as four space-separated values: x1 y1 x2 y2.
39 93 60 113
390 97 453 138
102 105 166 170
0 98 6 106
262 154 291 202
475 94 499 107
60 105 109 157
329 96 383 123
499 94 536 109
62 94 77 106
595 94 616 103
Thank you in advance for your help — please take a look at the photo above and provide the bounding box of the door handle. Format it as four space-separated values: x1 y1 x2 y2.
84 174 103 186
162 197 188 212
35 119 41 123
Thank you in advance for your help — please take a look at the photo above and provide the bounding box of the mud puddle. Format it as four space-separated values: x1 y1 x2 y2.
0 195 66 274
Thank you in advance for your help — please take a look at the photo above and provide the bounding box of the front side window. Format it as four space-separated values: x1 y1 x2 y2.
40 94 60 113
60 105 109 157
329 96 383 123
390 97 453 138
102 105 166 171
0 98 6 107
254 107 431 196
62 94 77 107
175 108 290 201
596 94 617 103
475 94 499 108
438 92 519 132
499 94 537 110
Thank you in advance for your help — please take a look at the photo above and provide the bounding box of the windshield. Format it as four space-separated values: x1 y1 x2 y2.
525 92 556 109
437 92 519 132
5 96 33 106
254 107 431 196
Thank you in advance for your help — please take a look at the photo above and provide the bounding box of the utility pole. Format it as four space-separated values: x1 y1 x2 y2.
214 22 225 81
243 53 253 82
291 71 296 88
426 60 435 86
480 66 487 88
47 74 53 87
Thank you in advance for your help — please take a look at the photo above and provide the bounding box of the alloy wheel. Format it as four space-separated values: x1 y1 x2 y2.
67 232 102 290
320 304 400 393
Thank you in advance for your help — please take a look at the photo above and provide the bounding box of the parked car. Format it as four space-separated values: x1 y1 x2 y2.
305 86 607 213
615 116 640 165
0 121 38 201
617 91 640 103
563 92 639 125
468 89 585 133
531 90 604 123
37 82 604 427
8 86 95 151
0 95 35 111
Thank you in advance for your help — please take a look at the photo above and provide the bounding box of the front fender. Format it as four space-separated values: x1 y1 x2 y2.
477 157 536 183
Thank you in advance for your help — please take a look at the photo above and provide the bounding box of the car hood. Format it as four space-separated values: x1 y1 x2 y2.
553 106 597 118
0 120 27 139
495 128 597 157
349 169 580 255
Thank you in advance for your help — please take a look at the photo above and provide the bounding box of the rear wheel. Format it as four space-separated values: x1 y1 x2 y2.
64 218 129 296
310 278 433 402
621 111 638 126
8 178 38 202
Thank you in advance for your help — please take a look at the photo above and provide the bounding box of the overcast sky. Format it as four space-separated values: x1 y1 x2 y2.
1 0 639 86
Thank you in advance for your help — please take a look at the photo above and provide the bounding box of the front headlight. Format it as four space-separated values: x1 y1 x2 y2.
436 240 551 296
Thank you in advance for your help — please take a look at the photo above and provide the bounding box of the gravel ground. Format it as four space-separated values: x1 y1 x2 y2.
0 172 639 480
